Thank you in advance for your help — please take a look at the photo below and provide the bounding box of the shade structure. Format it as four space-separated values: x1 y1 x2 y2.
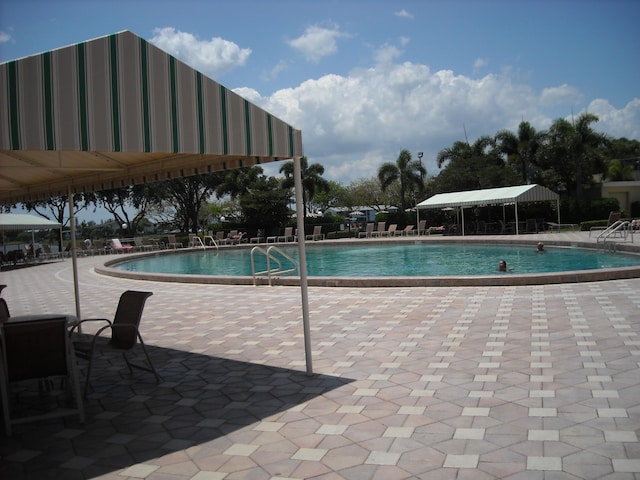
417 184 560 235
0 213 62 231
0 30 302 203
0 31 312 374
417 184 559 209
0 213 63 257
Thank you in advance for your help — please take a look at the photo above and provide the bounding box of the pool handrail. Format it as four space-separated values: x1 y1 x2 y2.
251 245 299 286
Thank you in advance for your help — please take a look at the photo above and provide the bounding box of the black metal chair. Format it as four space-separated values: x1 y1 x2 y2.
1 316 85 436
69 290 160 397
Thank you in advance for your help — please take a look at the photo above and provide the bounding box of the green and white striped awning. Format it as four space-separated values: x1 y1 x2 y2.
0 30 303 204
417 184 559 209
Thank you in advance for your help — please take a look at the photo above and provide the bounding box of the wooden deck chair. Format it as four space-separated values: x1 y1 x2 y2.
69 290 159 397
1 316 85 435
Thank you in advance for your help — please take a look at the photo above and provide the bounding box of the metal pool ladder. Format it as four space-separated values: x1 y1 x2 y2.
251 245 299 286
596 220 634 252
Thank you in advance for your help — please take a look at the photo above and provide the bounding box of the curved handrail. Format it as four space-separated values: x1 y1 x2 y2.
596 220 633 251
251 245 299 286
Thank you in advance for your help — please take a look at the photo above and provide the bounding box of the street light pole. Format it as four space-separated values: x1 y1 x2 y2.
416 151 423 233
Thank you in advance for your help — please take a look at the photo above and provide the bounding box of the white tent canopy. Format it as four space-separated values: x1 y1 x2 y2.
0 213 62 231
0 213 63 256
417 184 560 235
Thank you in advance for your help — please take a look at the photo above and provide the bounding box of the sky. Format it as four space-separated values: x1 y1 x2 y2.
1 0 639 221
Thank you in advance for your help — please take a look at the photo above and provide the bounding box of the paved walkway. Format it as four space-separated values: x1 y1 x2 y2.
1 233 639 479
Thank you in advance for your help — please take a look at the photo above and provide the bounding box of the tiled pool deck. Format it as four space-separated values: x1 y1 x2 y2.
1 232 639 479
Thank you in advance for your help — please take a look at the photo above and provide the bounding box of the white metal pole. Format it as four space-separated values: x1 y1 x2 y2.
293 158 313 375
68 187 82 322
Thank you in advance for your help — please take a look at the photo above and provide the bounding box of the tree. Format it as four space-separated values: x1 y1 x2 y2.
377 149 426 212
495 121 543 184
96 186 157 237
347 177 396 212
279 157 330 219
538 113 609 199
147 174 224 233
433 136 517 193
23 194 96 249
311 180 350 214
238 175 292 231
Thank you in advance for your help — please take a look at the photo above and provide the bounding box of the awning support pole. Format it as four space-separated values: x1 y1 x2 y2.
293 157 313 375
68 187 82 323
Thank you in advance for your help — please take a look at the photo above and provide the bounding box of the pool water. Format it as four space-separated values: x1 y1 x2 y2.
113 243 640 277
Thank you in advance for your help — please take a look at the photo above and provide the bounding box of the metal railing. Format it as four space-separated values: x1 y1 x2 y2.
596 221 633 252
250 245 299 286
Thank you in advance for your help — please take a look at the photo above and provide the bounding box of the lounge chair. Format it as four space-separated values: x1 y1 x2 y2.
277 227 294 242
1 316 85 435
166 234 183 249
305 225 324 241
417 219 427 235
250 229 265 244
371 222 386 237
382 224 397 236
589 211 621 237
358 223 374 238
135 237 154 251
111 238 134 253
69 290 160 397
397 225 415 236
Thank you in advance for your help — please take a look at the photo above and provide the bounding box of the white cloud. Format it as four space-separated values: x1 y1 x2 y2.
150 27 251 77
288 25 346 63
585 98 640 139
0 31 11 44
394 9 414 19
473 57 488 73
539 84 582 105
244 62 639 184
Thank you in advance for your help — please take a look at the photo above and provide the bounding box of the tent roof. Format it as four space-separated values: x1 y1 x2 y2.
0 30 303 204
0 213 62 231
417 184 559 209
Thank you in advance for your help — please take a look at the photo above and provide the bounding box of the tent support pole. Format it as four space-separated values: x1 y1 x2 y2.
515 202 519 235
293 157 313 376
68 188 82 324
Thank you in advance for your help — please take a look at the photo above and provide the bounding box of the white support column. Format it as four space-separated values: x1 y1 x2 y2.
293 157 313 375
68 187 82 323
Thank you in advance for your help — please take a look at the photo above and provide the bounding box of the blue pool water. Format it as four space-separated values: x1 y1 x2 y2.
113 243 640 277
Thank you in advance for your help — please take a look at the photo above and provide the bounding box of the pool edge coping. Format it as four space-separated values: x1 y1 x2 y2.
94 236 640 287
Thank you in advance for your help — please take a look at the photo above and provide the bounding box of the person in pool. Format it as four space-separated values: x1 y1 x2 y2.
536 242 545 252
497 259 511 272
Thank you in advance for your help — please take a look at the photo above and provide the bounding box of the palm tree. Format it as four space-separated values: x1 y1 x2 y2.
279 156 330 219
495 121 543 184
539 113 609 199
378 149 426 212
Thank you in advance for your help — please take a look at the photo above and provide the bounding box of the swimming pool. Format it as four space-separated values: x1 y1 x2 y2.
102 240 640 287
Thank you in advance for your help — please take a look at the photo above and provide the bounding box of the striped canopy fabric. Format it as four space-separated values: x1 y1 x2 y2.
417 184 559 209
0 30 303 204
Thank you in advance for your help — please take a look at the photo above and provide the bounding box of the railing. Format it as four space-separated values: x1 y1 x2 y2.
596 221 633 252
250 245 299 286
189 235 218 250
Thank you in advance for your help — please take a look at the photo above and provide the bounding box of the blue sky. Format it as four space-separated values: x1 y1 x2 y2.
1 0 639 215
